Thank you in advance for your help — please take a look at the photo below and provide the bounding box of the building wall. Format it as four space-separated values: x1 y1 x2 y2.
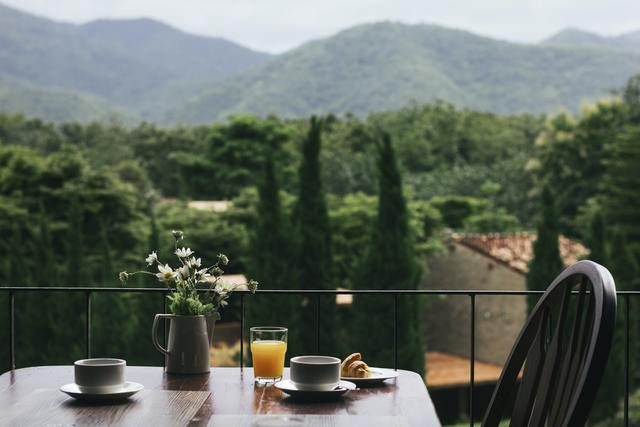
422 242 528 366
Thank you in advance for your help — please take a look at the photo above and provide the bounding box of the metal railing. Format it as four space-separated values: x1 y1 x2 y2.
0 287 637 426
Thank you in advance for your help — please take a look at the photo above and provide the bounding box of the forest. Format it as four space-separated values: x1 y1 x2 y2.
0 74 638 425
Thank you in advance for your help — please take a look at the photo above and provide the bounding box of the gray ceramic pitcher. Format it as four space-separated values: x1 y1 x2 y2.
152 313 220 374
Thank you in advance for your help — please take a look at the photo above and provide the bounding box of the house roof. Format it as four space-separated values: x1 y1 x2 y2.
426 351 504 389
451 232 589 274
160 199 232 212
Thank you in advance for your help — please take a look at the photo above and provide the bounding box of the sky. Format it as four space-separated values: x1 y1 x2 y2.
3 0 639 53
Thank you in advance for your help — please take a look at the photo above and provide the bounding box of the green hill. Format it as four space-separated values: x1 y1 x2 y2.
0 74 130 123
0 2 271 119
173 22 640 123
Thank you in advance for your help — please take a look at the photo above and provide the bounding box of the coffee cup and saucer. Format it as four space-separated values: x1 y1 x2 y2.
60 358 143 402
275 356 356 400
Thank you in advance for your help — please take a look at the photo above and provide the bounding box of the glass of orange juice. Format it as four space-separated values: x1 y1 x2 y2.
250 326 288 384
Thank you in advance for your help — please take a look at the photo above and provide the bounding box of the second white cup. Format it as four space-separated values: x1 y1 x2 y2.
290 356 341 391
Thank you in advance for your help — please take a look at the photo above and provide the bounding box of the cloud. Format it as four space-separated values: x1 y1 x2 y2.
3 0 639 53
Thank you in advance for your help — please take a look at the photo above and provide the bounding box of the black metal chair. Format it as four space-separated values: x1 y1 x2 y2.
482 260 617 427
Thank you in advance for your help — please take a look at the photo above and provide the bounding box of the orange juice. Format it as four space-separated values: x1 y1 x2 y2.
251 340 287 378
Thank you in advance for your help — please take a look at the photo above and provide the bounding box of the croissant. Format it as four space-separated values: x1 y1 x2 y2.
340 353 361 376
347 360 370 378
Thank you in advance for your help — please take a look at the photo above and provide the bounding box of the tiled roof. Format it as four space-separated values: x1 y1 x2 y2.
426 351 504 389
451 232 589 274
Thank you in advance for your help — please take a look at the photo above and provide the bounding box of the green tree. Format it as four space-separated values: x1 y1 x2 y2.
246 144 296 358
65 195 84 285
603 127 640 245
587 209 607 265
595 125 640 421
352 133 424 375
34 202 56 285
294 117 336 353
526 185 564 312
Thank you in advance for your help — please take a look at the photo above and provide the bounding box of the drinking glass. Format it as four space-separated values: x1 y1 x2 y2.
250 326 288 384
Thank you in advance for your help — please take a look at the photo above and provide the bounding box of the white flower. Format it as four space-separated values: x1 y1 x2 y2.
195 268 211 283
172 230 184 241
175 247 193 258
118 271 129 284
177 265 190 280
145 251 158 266
215 281 234 293
156 264 176 282
187 257 201 268
217 254 229 266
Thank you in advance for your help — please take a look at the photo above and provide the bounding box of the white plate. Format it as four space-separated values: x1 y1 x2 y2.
341 368 399 386
274 379 356 400
60 382 144 402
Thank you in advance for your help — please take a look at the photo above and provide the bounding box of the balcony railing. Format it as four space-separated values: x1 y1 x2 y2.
0 287 637 426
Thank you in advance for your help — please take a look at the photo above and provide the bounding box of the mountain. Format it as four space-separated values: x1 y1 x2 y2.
1 2 639 123
173 22 640 123
79 18 271 86
543 28 640 51
0 2 272 120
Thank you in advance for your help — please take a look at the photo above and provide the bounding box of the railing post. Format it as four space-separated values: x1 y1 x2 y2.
163 292 168 369
394 293 398 371
85 291 91 359
315 294 320 354
625 294 630 427
469 294 476 427
240 293 245 371
9 291 15 371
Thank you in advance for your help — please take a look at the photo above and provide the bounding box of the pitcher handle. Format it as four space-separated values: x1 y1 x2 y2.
152 314 172 355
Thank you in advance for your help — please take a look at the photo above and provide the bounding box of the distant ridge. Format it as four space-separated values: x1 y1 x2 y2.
0 2 639 123
543 27 640 51
172 22 640 123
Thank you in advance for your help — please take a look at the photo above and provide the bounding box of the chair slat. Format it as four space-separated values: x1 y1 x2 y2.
549 279 588 424
509 311 547 427
528 285 572 426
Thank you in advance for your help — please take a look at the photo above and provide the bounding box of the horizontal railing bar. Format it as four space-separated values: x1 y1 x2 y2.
1 287 639 295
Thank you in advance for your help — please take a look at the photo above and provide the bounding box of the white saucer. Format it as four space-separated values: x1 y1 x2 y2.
341 368 399 386
60 382 144 401
274 380 356 400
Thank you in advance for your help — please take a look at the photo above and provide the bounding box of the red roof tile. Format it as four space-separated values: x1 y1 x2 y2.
451 232 589 274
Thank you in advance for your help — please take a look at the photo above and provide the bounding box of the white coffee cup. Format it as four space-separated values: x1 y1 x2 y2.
290 356 341 391
74 358 126 393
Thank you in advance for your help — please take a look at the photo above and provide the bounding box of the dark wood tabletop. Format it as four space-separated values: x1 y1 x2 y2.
0 366 441 426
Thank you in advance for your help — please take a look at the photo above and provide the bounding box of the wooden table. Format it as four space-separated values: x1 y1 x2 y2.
0 366 441 426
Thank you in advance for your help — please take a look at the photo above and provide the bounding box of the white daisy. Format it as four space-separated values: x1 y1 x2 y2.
145 251 158 266
156 264 176 282
175 247 194 258
187 257 202 268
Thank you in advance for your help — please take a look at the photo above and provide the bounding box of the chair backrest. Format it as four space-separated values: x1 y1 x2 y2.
482 260 617 427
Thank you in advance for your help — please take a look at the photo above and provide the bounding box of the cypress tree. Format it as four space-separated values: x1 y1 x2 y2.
294 116 335 354
603 126 640 244
149 204 160 258
353 132 424 375
247 145 296 357
98 220 113 285
66 195 84 286
35 202 55 285
601 125 640 416
526 185 564 312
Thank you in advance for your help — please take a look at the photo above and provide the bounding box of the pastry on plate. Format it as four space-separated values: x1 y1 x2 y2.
341 352 371 378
